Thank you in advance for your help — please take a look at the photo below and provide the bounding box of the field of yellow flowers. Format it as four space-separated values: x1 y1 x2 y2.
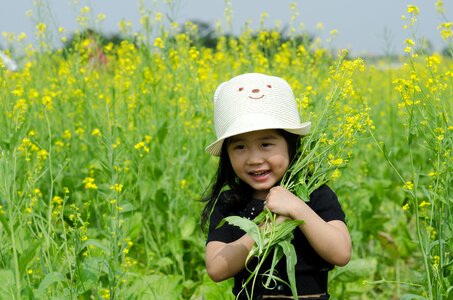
0 2 452 299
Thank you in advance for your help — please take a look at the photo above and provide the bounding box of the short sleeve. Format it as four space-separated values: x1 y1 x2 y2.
309 185 345 223
206 194 245 244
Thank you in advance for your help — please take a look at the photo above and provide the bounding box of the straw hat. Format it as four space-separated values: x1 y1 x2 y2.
206 73 311 156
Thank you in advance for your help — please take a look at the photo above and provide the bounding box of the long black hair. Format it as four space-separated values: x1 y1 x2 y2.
200 130 301 231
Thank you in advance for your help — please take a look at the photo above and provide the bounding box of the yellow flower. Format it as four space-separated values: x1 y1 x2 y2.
110 183 123 193
331 169 341 180
328 154 344 166
83 177 98 190
100 288 110 299
97 13 106 21
91 128 101 137
404 39 415 46
433 255 440 270
38 149 48 160
180 179 187 189
154 37 164 49
134 141 144 149
42 95 52 107
63 130 72 140
52 196 64 205
402 203 410 211
81 6 90 13
419 201 431 208
36 23 46 37
403 180 414 191
407 5 419 15
34 188 42 197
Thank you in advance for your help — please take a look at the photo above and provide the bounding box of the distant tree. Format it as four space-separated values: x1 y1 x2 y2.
414 38 434 56
177 20 315 53
441 42 453 58
61 28 130 57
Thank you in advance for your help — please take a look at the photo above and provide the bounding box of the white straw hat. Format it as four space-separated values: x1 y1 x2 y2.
206 73 311 156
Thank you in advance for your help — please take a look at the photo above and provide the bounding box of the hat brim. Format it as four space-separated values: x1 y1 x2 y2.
205 114 311 156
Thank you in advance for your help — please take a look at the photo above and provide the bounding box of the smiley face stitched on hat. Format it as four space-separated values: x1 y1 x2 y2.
206 73 311 156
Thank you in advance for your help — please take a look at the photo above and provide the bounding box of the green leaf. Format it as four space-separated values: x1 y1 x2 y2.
157 121 168 143
0 270 14 299
77 258 102 294
36 272 65 297
330 258 377 282
279 240 298 299
128 274 183 299
263 246 284 288
400 294 428 300
18 241 41 275
220 216 263 251
79 239 110 255
179 215 195 240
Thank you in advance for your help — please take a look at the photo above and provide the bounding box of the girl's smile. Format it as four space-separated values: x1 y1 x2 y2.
227 129 290 200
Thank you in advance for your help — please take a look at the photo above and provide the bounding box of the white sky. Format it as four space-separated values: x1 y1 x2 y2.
0 0 451 56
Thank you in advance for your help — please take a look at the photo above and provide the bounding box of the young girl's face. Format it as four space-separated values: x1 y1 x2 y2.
227 129 290 200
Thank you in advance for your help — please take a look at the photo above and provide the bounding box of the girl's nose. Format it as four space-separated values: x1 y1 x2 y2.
246 149 264 164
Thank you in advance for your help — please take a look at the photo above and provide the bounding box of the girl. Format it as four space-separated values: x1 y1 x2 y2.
201 73 351 299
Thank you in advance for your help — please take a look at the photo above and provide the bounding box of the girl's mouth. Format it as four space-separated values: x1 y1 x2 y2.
249 170 270 177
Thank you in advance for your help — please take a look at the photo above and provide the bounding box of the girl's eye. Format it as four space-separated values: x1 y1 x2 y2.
261 143 272 148
234 144 245 150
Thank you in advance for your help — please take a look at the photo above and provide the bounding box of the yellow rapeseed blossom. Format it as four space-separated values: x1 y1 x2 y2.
17 32 27 42
403 180 414 191
155 12 163 22
180 179 187 189
63 130 72 140
110 183 123 193
433 255 440 270
91 128 101 137
328 154 344 166
36 23 46 37
438 22 452 40
97 13 106 21
402 203 410 211
419 201 431 208
154 37 165 49
330 169 341 180
435 0 444 13
83 177 98 190
42 95 52 107
38 149 48 161
52 196 64 205
100 288 110 299
407 5 419 15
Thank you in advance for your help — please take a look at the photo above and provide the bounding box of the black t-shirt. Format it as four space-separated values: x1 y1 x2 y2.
206 185 345 298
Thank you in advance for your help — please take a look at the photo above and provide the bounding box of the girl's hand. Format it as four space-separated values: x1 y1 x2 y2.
259 214 288 232
265 187 352 267
264 186 304 219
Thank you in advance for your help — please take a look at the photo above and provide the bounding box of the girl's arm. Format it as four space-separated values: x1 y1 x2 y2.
205 214 290 282
265 186 352 266
205 234 255 282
